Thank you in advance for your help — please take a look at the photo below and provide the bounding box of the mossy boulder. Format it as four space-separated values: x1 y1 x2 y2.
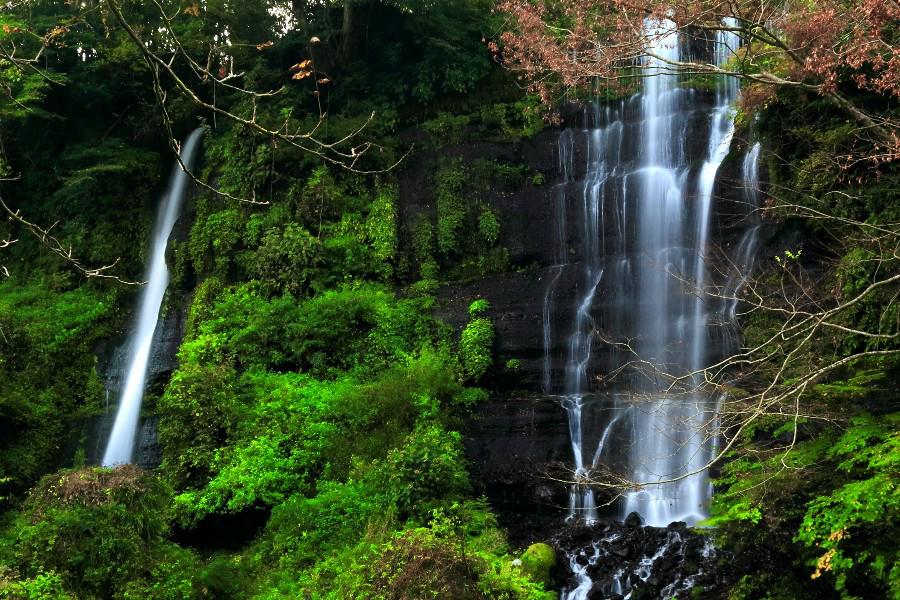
520 542 557 585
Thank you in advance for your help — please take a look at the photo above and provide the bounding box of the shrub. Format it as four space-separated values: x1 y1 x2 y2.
0 282 114 492
377 423 470 521
248 223 322 296
12 466 173 598
435 163 467 256
188 208 243 275
478 208 501 246
0 571 74 600
158 361 242 491
366 186 399 279
371 528 484 600
461 300 494 381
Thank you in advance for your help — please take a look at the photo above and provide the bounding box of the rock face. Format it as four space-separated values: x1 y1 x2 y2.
422 106 759 392
461 394 572 544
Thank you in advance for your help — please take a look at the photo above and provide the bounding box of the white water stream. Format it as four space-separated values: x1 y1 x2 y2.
550 18 765 599
103 128 204 466
543 14 766 528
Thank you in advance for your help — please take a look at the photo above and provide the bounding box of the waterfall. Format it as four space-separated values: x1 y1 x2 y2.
621 19 741 526
720 142 762 353
102 128 204 466
543 19 747 530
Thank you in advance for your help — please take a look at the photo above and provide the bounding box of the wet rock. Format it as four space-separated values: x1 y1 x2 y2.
587 583 606 599
624 511 643 528
553 518 725 600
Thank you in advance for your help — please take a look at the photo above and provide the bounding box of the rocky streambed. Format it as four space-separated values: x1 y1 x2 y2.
552 515 725 600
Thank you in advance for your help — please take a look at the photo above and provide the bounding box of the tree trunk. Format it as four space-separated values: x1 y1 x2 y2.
340 1 368 64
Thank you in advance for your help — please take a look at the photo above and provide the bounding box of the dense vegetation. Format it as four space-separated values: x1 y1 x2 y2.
0 1 897 599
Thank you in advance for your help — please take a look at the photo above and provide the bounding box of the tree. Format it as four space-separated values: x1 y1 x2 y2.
495 0 899 160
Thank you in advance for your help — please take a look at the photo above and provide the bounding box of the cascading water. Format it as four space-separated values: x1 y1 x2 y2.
545 19 742 531
720 142 762 354
102 128 203 466
620 20 742 527
545 19 767 597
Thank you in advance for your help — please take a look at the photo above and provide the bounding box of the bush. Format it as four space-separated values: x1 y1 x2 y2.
0 282 115 492
0 571 74 600
461 300 494 381
435 163 467 256
248 223 322 296
366 186 399 279
11 466 174 598
377 423 470 521
371 528 485 600
478 208 501 245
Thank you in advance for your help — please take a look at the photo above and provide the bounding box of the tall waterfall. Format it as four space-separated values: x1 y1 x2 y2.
545 20 745 529
102 128 203 466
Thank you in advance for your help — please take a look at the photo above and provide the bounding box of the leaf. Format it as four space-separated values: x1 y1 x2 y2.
292 70 313 80
256 41 273 51
290 59 312 72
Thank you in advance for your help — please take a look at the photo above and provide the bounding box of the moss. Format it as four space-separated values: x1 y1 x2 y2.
520 543 556 586
435 162 467 256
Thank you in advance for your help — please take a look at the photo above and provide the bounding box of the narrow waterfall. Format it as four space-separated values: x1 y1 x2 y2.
720 142 762 353
544 18 745 533
102 128 204 466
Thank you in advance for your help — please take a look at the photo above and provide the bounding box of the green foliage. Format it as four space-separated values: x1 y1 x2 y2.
0 570 74 600
410 157 515 283
461 301 494 382
836 248 879 298
796 414 900 596
726 573 809 600
436 161 467 256
188 208 244 276
468 298 491 317
366 185 399 279
422 113 472 145
476 96 546 140
8 466 180 599
248 223 323 296
0 3 538 599
377 423 470 521
262 480 386 572
365 503 553 600
0 282 116 492
478 208 501 245
328 0 498 109
158 361 241 491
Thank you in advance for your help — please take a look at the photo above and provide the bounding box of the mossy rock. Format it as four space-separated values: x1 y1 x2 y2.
520 543 557 585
